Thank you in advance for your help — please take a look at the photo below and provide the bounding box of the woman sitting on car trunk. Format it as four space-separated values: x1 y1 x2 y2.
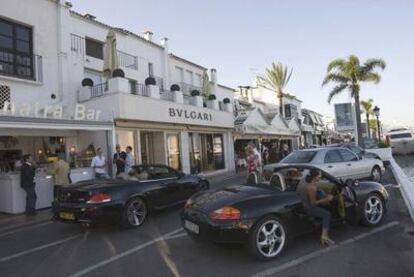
299 169 336 246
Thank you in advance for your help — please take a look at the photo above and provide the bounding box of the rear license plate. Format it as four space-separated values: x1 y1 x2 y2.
184 220 199 234
59 212 75 220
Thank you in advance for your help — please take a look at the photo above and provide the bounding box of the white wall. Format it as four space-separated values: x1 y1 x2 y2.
0 0 60 111
169 57 205 88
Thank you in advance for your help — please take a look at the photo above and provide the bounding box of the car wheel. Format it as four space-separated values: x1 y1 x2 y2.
361 193 385 226
121 197 148 228
370 166 382 182
248 216 289 260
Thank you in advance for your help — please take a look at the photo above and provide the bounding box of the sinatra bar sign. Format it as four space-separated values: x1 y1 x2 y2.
168 108 212 121
1 102 102 121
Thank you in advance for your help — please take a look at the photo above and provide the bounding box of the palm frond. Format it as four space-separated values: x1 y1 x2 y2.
362 72 381 84
363 58 386 72
258 62 293 94
322 73 349 86
327 58 346 73
327 83 348 103
360 99 374 114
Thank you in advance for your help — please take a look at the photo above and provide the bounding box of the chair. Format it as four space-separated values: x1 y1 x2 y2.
269 173 286 191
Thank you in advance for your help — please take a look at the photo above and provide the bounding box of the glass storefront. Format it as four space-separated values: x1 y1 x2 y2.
189 133 224 173
167 133 181 170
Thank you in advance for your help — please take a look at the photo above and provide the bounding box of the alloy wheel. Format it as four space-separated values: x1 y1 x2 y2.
127 198 147 227
364 195 383 225
256 219 286 258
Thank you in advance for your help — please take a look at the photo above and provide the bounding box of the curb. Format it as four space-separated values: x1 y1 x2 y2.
390 158 414 223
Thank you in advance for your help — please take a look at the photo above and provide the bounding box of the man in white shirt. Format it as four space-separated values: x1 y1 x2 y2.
91 148 107 178
124 146 135 173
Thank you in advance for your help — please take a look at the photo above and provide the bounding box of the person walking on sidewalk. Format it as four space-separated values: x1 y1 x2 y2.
124 146 135 173
20 154 37 216
113 144 126 176
51 154 71 198
91 148 108 179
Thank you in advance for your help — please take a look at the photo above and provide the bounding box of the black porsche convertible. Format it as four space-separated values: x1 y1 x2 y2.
181 164 388 260
53 164 209 228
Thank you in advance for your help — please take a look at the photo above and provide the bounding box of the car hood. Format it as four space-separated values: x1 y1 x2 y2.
191 184 275 212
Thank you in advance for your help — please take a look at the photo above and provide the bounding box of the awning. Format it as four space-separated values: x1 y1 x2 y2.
0 116 113 131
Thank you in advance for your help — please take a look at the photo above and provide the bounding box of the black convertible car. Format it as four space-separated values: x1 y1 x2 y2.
181 164 388 260
53 164 209 228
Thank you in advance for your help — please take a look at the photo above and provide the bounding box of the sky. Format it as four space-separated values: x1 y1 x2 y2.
69 0 414 127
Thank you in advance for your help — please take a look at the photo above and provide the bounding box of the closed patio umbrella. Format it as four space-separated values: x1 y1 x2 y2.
103 30 119 79
201 71 211 97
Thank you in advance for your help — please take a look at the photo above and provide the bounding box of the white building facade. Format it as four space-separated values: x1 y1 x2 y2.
0 0 235 213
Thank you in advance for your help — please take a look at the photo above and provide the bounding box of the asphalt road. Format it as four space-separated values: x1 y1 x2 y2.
0 169 413 277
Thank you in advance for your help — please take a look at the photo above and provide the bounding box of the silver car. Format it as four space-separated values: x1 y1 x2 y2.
264 147 385 182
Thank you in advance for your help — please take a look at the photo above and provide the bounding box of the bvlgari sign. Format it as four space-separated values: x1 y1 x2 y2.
1 102 102 121
168 108 212 121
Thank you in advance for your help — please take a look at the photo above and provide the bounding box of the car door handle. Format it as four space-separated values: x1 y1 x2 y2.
347 164 352 166
328 165 333 168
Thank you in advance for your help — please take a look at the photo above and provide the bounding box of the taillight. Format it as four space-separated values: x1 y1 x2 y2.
209 206 241 220
87 192 112 204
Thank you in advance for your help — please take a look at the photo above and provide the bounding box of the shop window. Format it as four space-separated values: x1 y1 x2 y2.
189 133 225 173
167 134 181 170
85 38 103 60
0 18 33 79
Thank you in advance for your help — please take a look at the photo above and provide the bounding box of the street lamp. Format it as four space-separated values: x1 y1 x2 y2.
373 106 381 142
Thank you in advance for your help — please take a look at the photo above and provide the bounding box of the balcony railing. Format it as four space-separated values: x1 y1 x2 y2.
178 82 202 95
0 51 43 82
118 50 138 70
151 76 164 91
131 83 149 97
91 82 108 98
71 34 138 70
160 91 174 102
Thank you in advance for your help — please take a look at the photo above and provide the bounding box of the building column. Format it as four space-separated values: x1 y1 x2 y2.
135 130 142 164
224 131 235 172
180 132 190 174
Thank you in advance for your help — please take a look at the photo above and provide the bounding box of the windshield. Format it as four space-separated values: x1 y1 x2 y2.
281 151 317 163
390 133 412 139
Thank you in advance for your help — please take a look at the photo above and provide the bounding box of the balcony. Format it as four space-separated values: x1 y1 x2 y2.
0 51 43 83
177 82 202 96
78 76 234 128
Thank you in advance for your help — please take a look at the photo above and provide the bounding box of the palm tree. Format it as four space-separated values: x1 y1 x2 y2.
360 99 374 139
322 55 386 147
257 62 293 117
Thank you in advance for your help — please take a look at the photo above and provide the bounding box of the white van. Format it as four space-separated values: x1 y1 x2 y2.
387 128 414 155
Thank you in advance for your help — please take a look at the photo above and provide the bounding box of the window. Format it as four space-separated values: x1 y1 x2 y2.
0 18 33 79
324 150 343 163
84 69 104 85
281 151 317 163
189 133 225 173
390 133 412 139
348 145 362 156
185 70 193 85
148 62 154 76
0 85 11 109
85 38 103 59
167 134 181 170
339 149 358 162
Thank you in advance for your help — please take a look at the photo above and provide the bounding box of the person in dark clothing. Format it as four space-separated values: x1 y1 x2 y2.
113 144 127 176
20 154 37 216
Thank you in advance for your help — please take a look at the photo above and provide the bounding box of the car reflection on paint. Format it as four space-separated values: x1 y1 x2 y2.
181 164 388 260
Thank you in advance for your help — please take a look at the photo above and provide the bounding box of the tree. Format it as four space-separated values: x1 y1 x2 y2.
322 55 386 147
257 62 293 117
360 99 374 139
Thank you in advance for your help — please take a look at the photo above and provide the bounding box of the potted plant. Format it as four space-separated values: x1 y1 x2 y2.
145 77 156 86
170 84 180 91
81 78 94 87
208 94 217 100
112 68 125 78
191 90 201 97
223 97 231 104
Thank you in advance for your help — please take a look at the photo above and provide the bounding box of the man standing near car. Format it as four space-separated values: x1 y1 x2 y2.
124 146 135 173
91 148 107 178
113 144 126 176
21 154 37 216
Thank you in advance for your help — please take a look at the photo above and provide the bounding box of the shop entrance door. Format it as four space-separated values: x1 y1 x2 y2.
167 134 181 170
140 132 154 165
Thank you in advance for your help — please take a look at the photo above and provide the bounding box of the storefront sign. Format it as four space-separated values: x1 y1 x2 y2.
168 108 212 121
1 102 101 121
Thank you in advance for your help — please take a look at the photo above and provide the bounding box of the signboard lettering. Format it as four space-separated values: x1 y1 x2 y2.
169 108 212 121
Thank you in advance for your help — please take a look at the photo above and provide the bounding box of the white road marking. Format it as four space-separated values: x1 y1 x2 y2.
0 210 51 224
0 218 50 233
0 234 79 263
0 221 52 238
253 221 400 277
69 228 185 277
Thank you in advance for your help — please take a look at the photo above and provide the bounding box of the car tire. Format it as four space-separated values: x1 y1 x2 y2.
361 193 385 226
248 215 289 261
370 166 382 182
121 197 148 228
